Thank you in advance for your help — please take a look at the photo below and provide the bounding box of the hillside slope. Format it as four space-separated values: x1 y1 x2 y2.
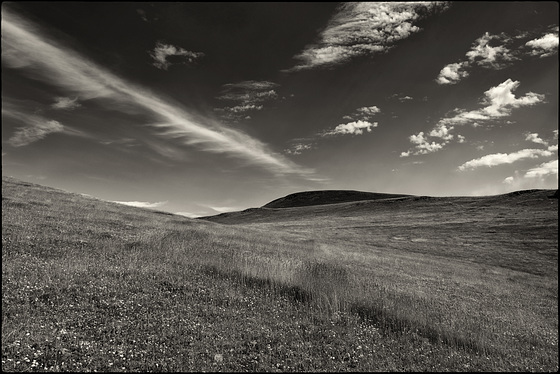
201 189 558 276
262 190 411 208
2 176 559 371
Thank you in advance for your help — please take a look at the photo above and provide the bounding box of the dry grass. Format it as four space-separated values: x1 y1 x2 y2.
2 176 558 371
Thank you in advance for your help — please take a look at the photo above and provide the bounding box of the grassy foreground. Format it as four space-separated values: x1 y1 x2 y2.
2 176 558 371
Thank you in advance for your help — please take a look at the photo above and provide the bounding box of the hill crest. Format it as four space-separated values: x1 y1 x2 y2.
262 190 411 209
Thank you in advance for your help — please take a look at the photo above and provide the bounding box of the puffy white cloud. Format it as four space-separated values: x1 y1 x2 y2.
465 32 516 69
524 159 558 178
458 148 553 171
52 96 81 110
400 131 445 156
324 120 378 136
356 106 381 117
481 79 544 117
429 124 454 141
525 132 548 146
149 41 204 70
435 29 558 84
402 79 546 157
526 32 559 57
285 2 449 71
436 62 469 84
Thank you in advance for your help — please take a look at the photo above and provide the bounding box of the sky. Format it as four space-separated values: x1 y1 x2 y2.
2 2 558 217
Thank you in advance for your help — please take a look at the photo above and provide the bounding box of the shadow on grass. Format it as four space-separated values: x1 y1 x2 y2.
203 263 494 356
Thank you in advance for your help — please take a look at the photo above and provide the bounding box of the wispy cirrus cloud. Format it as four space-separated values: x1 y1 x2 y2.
1 9 317 180
149 41 204 70
458 147 556 171
52 96 82 110
401 79 545 157
8 117 64 147
436 27 559 85
113 200 168 209
3 103 93 147
215 80 279 123
284 2 449 72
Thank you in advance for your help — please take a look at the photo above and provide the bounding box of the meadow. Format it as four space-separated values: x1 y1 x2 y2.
2 176 558 371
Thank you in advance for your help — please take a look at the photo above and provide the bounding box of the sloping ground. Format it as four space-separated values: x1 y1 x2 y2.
262 190 410 208
201 189 558 276
2 177 559 371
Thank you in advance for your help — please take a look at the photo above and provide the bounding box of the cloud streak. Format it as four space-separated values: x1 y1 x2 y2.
284 2 449 72
458 148 555 171
1 9 316 180
52 96 82 110
113 200 168 209
215 80 279 122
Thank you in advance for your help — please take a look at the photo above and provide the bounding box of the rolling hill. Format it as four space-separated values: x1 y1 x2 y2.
262 190 411 208
2 176 558 371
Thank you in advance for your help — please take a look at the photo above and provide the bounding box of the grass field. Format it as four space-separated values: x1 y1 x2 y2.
2 176 558 371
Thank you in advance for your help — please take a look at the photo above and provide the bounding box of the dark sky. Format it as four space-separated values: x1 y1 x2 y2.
2 2 558 216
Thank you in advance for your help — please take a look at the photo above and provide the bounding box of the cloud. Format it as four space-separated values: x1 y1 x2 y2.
136 9 148 22
9 119 64 147
285 142 313 155
113 200 168 209
215 81 279 122
52 96 82 110
284 2 449 72
435 62 469 85
465 32 516 69
524 159 558 178
428 124 454 141
436 28 559 84
3 105 64 147
503 159 558 190
403 79 546 157
323 120 378 136
175 211 202 218
149 41 204 70
480 79 544 117
356 106 381 118
403 131 445 155
458 148 554 171
525 132 548 146
1 9 317 180
526 32 559 58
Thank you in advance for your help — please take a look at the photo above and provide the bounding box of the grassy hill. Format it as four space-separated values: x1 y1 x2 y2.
2 176 558 371
262 190 410 208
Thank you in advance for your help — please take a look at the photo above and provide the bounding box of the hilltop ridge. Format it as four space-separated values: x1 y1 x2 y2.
262 190 411 209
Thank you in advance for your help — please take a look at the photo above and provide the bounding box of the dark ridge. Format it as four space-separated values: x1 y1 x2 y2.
550 190 558 199
262 190 411 209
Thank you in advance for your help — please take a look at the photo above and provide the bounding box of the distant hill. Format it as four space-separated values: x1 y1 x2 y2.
262 190 411 209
